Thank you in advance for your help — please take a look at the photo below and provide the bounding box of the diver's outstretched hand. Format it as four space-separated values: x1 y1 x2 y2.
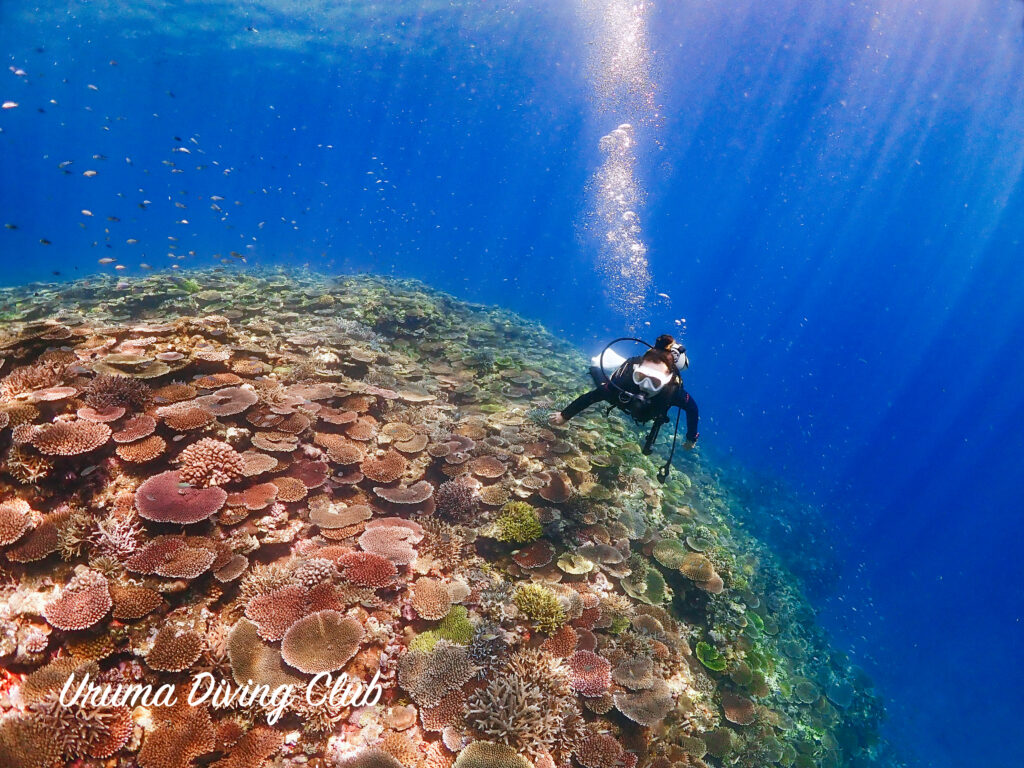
683 439 697 451
548 412 566 427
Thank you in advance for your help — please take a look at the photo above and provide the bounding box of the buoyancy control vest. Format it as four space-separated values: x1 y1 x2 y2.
589 354 680 424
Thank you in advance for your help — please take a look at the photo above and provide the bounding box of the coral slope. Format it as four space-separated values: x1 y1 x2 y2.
0 270 889 768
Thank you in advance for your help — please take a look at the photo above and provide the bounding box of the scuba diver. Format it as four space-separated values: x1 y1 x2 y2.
549 334 698 482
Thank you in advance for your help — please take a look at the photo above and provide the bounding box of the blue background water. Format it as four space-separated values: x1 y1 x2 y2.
2 2 1023 766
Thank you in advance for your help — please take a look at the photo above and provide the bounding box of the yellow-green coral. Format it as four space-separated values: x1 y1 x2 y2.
512 583 565 635
409 631 440 652
494 502 542 543
437 605 473 644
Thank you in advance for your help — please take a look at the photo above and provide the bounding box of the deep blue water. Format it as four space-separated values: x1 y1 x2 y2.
2 2 1024 766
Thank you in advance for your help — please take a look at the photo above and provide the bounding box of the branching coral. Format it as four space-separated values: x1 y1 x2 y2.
178 438 245 487
494 502 542 543
512 583 566 635
84 374 152 410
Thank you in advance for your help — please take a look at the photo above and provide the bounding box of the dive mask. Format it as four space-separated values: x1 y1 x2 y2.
632 363 672 394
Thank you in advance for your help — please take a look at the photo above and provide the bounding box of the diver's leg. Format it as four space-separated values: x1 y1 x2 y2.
643 415 667 455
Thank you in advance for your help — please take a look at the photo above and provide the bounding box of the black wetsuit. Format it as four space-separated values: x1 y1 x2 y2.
560 357 699 450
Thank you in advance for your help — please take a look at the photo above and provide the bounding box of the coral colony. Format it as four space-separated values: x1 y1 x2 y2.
0 270 884 768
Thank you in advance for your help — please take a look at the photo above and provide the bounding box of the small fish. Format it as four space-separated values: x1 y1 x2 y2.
2 101 18 109
87 84 98 90
107 216 120 222
657 292 670 299
210 195 224 201
4 223 18 229
82 209 93 216
161 160 175 166
175 147 191 154
58 160 73 169
9 67 27 77
176 219 189 224
98 257 116 264
92 154 108 160
114 264 125 270
126 238 138 244
140 263 152 269
174 202 186 209
39 238 51 245
83 170 98 177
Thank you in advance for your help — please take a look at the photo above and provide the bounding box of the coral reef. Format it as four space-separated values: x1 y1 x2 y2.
0 269 891 768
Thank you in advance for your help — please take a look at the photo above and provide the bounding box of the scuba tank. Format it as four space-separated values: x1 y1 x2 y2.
589 338 686 483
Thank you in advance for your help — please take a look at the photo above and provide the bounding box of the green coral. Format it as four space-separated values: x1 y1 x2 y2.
409 630 440 652
512 583 565 635
494 502 542 543
436 605 473 644
696 641 727 672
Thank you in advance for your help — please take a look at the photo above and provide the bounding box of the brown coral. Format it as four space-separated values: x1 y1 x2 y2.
245 585 307 641
138 699 216 768
116 434 167 463
338 551 398 588
135 470 227 524
272 475 307 503
31 419 111 456
397 644 475 708
112 413 157 442
411 577 452 621
43 568 112 631
679 553 715 582
147 625 203 672
161 405 215 431
613 678 673 726
281 610 365 674
110 584 163 620
566 650 612 697
0 498 32 546
361 449 407 483
210 726 283 768
5 509 68 562
227 618 305 689
721 691 756 725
